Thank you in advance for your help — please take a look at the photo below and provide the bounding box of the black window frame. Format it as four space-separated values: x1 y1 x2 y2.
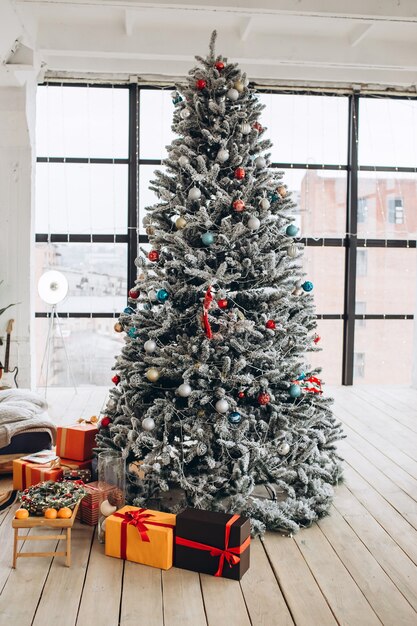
35 83 417 385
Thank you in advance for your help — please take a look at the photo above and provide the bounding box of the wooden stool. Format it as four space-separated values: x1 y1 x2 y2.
12 500 81 568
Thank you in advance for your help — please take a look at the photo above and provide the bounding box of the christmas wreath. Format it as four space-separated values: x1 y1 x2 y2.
19 480 87 516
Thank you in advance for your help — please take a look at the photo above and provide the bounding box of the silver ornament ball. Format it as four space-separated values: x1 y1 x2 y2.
188 187 201 201
142 417 156 431
259 198 270 210
241 123 251 135
144 339 156 353
180 108 191 119
287 244 298 258
227 88 239 101
278 442 290 455
255 156 266 169
215 398 230 413
216 148 229 163
177 383 192 397
247 216 261 231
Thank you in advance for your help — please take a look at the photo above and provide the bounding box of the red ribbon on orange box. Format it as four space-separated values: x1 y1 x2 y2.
175 513 251 577
114 509 175 559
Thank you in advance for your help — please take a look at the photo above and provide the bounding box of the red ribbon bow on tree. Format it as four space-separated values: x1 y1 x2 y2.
202 286 214 339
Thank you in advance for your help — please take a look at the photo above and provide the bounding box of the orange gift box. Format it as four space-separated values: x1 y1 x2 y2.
105 506 176 570
56 423 98 461
13 459 63 490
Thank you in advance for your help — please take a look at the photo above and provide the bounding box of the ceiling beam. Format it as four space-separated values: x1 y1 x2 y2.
37 25 417 70
239 17 253 41
16 0 417 23
349 23 374 47
124 8 134 36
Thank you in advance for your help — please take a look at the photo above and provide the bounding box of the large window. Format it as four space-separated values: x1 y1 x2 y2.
355 96 417 383
35 85 130 386
35 85 416 386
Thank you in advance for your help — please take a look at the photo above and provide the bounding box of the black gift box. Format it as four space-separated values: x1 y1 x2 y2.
174 508 251 580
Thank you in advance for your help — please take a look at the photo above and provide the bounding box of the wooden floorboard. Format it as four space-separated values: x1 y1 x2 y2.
1 385 417 625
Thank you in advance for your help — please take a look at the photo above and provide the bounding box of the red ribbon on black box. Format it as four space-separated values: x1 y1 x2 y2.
174 508 251 580
114 508 175 559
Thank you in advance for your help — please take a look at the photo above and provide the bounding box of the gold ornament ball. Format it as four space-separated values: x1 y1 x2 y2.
145 367 160 382
277 185 287 198
176 216 187 229
146 226 155 235
197 409 205 417
114 322 123 333
234 80 245 93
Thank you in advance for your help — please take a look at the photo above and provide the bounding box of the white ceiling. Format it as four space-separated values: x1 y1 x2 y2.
2 0 417 89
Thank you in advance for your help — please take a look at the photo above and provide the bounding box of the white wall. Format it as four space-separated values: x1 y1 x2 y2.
0 81 36 389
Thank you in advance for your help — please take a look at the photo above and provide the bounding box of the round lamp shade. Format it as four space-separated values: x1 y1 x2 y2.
38 270 68 305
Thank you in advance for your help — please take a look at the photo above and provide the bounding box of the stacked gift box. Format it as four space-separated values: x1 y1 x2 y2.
104 505 251 580
13 422 98 491
78 481 118 525
13 457 63 490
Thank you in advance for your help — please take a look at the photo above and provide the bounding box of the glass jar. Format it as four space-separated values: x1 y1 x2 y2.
98 450 126 505
97 451 125 543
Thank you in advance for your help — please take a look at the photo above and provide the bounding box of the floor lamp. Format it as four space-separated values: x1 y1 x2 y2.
38 270 77 396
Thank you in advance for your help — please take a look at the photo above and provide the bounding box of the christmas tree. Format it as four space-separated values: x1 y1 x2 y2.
97 32 344 535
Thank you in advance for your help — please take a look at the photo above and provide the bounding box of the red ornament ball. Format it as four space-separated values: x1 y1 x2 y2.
196 79 207 90
313 334 321 344
129 289 139 299
101 416 111 428
112 374 120 385
215 61 225 71
237 391 245 399
148 250 160 262
234 167 246 180
266 320 276 330
232 199 245 212
253 122 263 133
257 392 270 405
217 298 228 309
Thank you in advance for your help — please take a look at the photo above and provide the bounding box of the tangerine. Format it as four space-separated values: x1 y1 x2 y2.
57 507 72 519
15 509 29 520
44 508 58 519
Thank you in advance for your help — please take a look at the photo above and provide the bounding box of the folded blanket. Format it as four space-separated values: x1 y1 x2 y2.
0 389 56 449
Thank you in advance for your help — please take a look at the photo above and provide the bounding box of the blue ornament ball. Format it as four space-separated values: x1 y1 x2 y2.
201 232 214 246
302 281 314 292
124 306 135 315
228 411 241 424
289 384 302 399
156 289 169 302
270 192 279 202
286 224 299 237
128 327 139 338
297 372 306 381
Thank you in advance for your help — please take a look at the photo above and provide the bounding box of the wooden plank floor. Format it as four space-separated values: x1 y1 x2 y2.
1 385 417 625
